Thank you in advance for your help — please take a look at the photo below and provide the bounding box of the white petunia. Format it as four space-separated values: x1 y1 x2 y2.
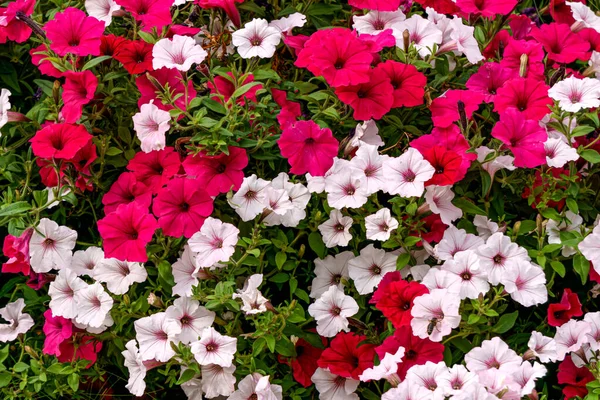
0 299 34 342
0 88 11 129
232 274 270 315
132 101 171 153
545 138 579 168
325 170 369 209
348 244 397 294
464 337 523 373
476 232 529 286
310 251 353 299
268 13 306 34
94 258 147 295
135 312 182 362
435 225 484 261
74 282 114 328
312 368 359 400
359 346 405 382
29 218 77 273
188 217 240 268
364 208 399 241
473 215 500 241
425 185 462 225
228 373 283 400
410 289 461 342
548 76 600 112
442 250 490 299
166 296 215 344
201 364 236 398
172 245 203 297
48 268 87 319
152 35 208 71
69 246 104 278
527 331 558 363
395 15 443 57
383 148 435 197
352 10 406 35
503 260 548 307
191 327 237 367
122 340 147 397
349 144 388 195
232 18 282 59
84 0 120 26
308 285 359 338
318 209 353 248
228 174 270 221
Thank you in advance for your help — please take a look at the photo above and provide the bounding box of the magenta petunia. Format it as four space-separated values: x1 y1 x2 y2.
42 309 73 357
500 39 545 80
115 0 172 32
136 68 196 113
348 0 402 11
494 77 553 121
335 71 394 121
102 172 153 215
196 0 244 28
278 120 339 176
466 62 513 103
182 146 249 196
44 7 105 57
430 90 484 128
0 0 36 44
456 0 517 18
152 177 214 238
126 147 182 193
491 108 548 168
531 23 590 64
97 202 158 262
62 70 98 123
375 60 427 108
30 123 92 160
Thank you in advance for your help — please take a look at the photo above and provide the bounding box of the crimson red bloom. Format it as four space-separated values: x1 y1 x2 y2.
44 7 104 57
182 146 248 196
62 71 98 123
508 15 536 40
43 310 73 357
98 202 158 262
113 39 154 75
373 279 429 328
127 147 182 193
494 77 552 121
375 326 444 379
414 213 448 245
136 68 196 113
500 39 545 80
30 44 64 78
0 0 35 44
548 288 583 327
370 271 402 305
2 228 33 275
70 141 98 192
335 71 394 121
430 90 483 128
375 60 426 108
558 356 595 399
57 335 103 367
279 337 326 387
577 28 600 57
278 120 339 176
456 0 517 18
296 29 372 88
348 0 402 11
100 34 127 57
116 0 172 32
532 23 590 64
421 146 463 186
272 89 301 129
152 177 214 238
317 332 376 380
491 109 547 168
466 62 513 103
207 72 262 106
30 123 92 160
195 0 244 28
413 0 460 14
102 172 153 215
550 0 585 25
483 29 511 59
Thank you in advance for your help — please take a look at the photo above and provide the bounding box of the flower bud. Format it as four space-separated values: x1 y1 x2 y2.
519 54 528 78
147 292 164 308
403 29 410 52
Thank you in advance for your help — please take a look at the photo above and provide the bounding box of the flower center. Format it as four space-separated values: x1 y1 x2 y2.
205 342 219 352
373 20 386 31
403 169 416 182
305 137 315 145
43 238 56 249
250 36 262 46
216 164 226 173
493 254 504 264
370 264 381 275
334 223 345 232
331 274 342 284
406 349 417 360
180 202 190 212
244 190 257 200
356 89 367 98
330 306 342 316
461 272 472 281
180 316 190 326
334 59 345 69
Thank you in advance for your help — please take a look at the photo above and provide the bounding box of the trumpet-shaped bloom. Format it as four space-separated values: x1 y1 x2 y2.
232 18 281 58
188 217 239 268
190 327 237 367
152 35 208 71
548 76 600 112
132 102 171 153
308 285 359 337
29 218 77 273
383 148 435 197
135 312 181 362
45 8 105 56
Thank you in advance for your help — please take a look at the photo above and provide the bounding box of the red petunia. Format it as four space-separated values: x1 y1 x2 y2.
70 141 98 192
44 7 105 57
195 0 244 28
375 325 444 379
317 332 376 380
348 0 402 12
57 335 103 367
126 147 182 193
0 0 36 44
102 172 153 215
113 39 154 75
335 70 394 121
373 278 429 328
30 123 92 160
557 356 595 399
500 39 545 80
115 0 172 32
491 108 547 168
278 120 339 176
494 77 552 121
136 68 196 113
430 90 483 128
299 29 373 88
466 62 513 103
413 0 460 14
550 0 585 25
152 177 214 238
182 146 248 196
420 146 463 186
166 25 203 39
62 71 98 123
97 202 158 262
532 23 590 64
483 29 511 59
100 34 127 57
456 0 517 19
375 60 426 108
279 337 326 388
548 288 583 327
413 213 448 245
207 72 262 106
272 88 302 129
2 228 33 275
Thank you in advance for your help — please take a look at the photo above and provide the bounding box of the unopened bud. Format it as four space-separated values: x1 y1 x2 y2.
527 390 539 400
457 100 467 131
298 244 305 258
6 111 29 123
145 72 164 92
522 349 535 360
403 29 410 53
519 54 528 78
513 221 521 237
52 80 61 105
24 345 38 359
147 292 163 308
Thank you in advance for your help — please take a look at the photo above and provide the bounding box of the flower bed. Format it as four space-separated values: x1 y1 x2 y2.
1 0 600 398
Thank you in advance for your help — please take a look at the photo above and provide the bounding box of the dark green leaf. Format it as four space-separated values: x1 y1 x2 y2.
492 311 519 333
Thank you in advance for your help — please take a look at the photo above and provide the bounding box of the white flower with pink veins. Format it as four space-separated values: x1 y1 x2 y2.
464 337 523 373
132 101 171 153
312 368 359 400
308 285 359 338
152 35 208 71
188 217 240 268
232 18 282 59
411 289 461 342
134 312 181 362
548 76 600 112
352 9 406 35
0 299 34 342
29 218 77 273
190 327 237 367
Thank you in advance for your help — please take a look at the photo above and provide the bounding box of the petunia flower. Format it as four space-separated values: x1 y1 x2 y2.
269 12 307 34
152 35 208 71
232 274 270 315
228 174 270 221
365 208 399 241
122 340 147 397
196 0 244 27
228 373 283 400
557 356 595 399
188 217 239 268
442 250 489 300
85 0 121 26
115 0 172 32
466 63 515 103
165 296 215 344
61 70 98 123
352 10 406 35
500 39 546 80
0 0 36 44
200 364 236 398
348 144 388 195
42 310 72 356
358 346 405 382
374 278 429 329
383 148 435 197
2 228 33 275
310 251 353 299
48 269 87 319
318 210 353 248
126 147 181 193
44 7 105 56
435 225 484 261
473 216 499 241
132 101 171 153
456 0 517 18
317 332 376 380
312 368 359 400
0 299 34 342
465 337 522 373
531 22 590 64
136 68 196 112
308 285 359 337
437 18 484 64
102 172 152 215
29 218 77 273
430 89 483 128
183 146 248 196
545 138 579 168
476 146 516 179
278 120 339 176
425 185 462 225
325 171 368 210
494 77 553 121
548 288 583 327
190 327 237 367
30 123 92 160
348 245 397 295
395 15 443 57
382 380 434 400
135 312 181 362
548 76 600 112
503 260 548 307
264 173 311 228
113 39 154 75
335 70 394 120
98 202 158 262
411 289 461 342
74 282 114 328
375 60 426 109
404 361 449 397
94 258 147 295
438 364 480 396
152 177 214 238
476 232 529 286
232 18 281 58
172 245 204 297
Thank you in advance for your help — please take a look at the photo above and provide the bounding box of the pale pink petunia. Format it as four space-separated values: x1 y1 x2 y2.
435 226 484 261
545 138 579 168
312 368 359 400
188 217 240 268
464 337 522 373
74 282 114 328
318 209 353 248
359 346 405 382
425 185 462 225
352 10 406 35
228 373 283 400
348 244 397 295
442 250 490 299
132 101 171 153
473 215 500 241
201 364 236 398
548 76 600 112
411 289 461 342
395 15 443 57
94 258 147 295
364 208 399 241
503 260 547 307
69 246 104 278
310 251 353 299
0 299 34 342
554 319 591 361
325 170 369 209
135 312 181 362
85 0 121 26
29 218 77 273
190 327 237 367
48 268 87 319
383 148 435 197
232 18 282 59
228 174 270 221
476 232 529 286
404 361 449 397
527 331 558 363
152 35 208 71
122 339 147 397
165 296 215 344
308 285 359 337
232 274 270 315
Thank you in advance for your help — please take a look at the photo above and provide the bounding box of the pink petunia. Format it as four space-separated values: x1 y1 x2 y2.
500 39 545 80
152 177 214 238
491 109 548 168
0 0 36 44
42 309 73 357
102 172 153 215
375 60 427 108
465 62 513 103
136 68 196 113
182 146 248 196
531 23 590 64
430 90 484 128
30 123 92 160
61 71 98 123
278 120 339 176
2 228 33 275
195 0 244 28
348 0 402 11
115 0 172 32
494 77 553 121
272 88 302 129
97 202 158 262
44 7 105 57
126 147 182 193
456 0 517 19
335 70 394 121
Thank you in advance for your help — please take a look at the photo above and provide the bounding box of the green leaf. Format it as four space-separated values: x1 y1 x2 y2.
68 373 79 391
453 198 486 216
467 314 480 324
265 335 276 353
270 273 289 283
82 56 112 71
492 311 519 333
571 125 596 138
253 70 281 82
403 236 421 247
308 232 326 258
542 244 562 253
105 147 123 156
275 252 287 270
566 198 579 214
176 368 197 385
0 202 31 217
137 30 157 44
202 98 227 115
0 371 11 388
12 362 28 373
396 252 411 269
573 254 590 285
231 82 263 100
550 261 566 278
580 149 600 164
